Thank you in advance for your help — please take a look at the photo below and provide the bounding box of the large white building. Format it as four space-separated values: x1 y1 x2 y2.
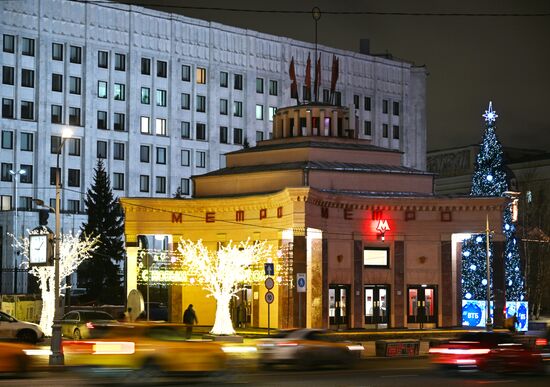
0 0 427 294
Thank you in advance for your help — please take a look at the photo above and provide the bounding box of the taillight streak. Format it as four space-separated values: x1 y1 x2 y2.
85 322 95 329
276 342 299 347
429 348 491 355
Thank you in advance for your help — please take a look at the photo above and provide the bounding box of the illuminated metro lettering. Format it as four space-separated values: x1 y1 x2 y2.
259 208 267 220
172 212 183 223
205 212 215 223
236 210 245 222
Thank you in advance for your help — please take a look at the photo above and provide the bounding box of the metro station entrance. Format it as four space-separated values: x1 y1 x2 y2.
329 284 350 329
364 285 390 328
407 285 438 327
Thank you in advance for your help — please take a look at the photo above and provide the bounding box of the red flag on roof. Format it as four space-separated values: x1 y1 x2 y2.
314 53 321 102
330 54 338 93
305 53 311 101
289 56 297 82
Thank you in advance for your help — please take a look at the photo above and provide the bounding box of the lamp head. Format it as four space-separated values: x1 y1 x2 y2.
61 128 73 139
9 169 26 175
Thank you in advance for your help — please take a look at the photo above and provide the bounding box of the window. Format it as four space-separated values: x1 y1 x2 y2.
180 178 190 195
98 50 108 68
140 145 150 162
353 95 360 109
393 101 400 115
114 83 125 101
269 80 278 96
0 196 12 211
68 138 80 156
52 74 63 92
141 58 151 75
382 124 389 138
140 116 150 134
21 101 34 120
181 93 190 109
69 76 81 95
182 65 190 81
50 136 61 154
219 126 228 144
393 125 400 140
157 60 167 78
97 141 107 158
98 81 107 98
233 101 242 117
181 121 190 139
220 99 228 115
22 38 35 56
196 123 206 140
322 89 330 103
2 98 14 118
156 147 166 164
68 107 80 125
155 118 166 136
51 105 62 124
115 53 125 71
364 247 389 267
181 149 190 166
364 120 372 136
69 45 81 63
196 67 206 84
382 99 388 114
2 131 13 149
1 163 13 181
2 66 14 85
20 132 33 151
269 107 277 122
113 142 125 160
113 113 125 131
256 78 264 93
97 111 107 129
156 89 166 107
49 167 59 185
21 69 34 88
51 43 63 60
67 199 80 213
334 91 342 106
141 87 150 104
196 95 206 112
365 97 371 111
234 74 243 90
220 71 228 87
255 104 263 120
256 131 264 142
68 169 80 187
156 176 166 193
20 165 32 183
113 172 124 190
3 34 15 53
233 128 243 145
196 151 206 168
140 175 149 192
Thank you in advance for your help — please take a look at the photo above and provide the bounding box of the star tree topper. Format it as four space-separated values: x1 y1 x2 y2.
483 101 498 124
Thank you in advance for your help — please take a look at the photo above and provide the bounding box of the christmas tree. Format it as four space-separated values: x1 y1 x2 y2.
78 159 126 304
462 102 525 302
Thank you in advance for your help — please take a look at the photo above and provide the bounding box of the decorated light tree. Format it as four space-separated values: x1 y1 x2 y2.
176 239 273 335
12 230 99 336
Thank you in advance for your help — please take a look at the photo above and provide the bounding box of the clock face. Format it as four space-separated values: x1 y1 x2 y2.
29 234 48 265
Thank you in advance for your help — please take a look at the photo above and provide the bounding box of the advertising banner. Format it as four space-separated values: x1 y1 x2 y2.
505 301 529 332
462 300 494 328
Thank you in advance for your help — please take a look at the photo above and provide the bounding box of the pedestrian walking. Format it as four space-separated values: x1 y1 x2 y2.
183 304 198 339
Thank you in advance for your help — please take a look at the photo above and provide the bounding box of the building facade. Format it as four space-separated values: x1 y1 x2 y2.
0 0 428 294
122 104 507 330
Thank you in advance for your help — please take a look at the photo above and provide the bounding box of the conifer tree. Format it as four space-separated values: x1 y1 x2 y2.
78 159 125 304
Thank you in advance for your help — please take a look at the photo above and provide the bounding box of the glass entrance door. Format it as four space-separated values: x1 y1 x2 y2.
329 284 349 328
364 285 390 327
407 285 437 325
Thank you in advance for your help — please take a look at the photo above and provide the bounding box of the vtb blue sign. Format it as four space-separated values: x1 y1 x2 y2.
462 301 483 327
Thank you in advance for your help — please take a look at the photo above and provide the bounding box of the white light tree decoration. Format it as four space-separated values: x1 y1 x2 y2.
176 238 273 335
12 230 99 336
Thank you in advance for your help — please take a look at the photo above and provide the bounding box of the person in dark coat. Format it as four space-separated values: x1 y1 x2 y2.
183 304 198 338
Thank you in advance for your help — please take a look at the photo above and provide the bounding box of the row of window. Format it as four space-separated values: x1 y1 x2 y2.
363 121 401 140
354 95 400 115
0 195 81 213
0 163 80 187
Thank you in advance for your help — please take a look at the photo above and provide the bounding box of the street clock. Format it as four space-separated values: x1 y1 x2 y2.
29 234 52 266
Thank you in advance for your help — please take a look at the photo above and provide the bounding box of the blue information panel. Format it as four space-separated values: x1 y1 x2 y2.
505 301 529 332
461 300 494 328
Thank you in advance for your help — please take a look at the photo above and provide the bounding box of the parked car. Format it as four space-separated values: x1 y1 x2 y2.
63 323 227 381
0 311 44 343
256 328 364 369
60 310 118 340
429 331 545 374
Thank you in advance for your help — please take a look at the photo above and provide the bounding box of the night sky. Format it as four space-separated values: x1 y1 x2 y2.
124 0 550 152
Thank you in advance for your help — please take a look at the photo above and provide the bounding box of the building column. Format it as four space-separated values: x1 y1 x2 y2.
293 110 300 137
306 110 313 136
441 240 453 327
393 241 405 328
353 240 363 328
282 113 289 138
169 286 183 323
319 109 326 136
331 110 338 137
322 238 329 328
293 235 307 327
493 241 506 328
307 231 323 328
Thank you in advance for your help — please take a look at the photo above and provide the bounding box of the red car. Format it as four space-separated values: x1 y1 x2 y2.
429 332 544 374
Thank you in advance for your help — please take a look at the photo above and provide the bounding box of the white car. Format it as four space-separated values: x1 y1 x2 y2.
0 311 44 343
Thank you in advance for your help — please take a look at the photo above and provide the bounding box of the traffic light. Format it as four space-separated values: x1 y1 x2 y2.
39 209 49 226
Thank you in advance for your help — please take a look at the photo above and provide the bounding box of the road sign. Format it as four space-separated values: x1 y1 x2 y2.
296 273 306 293
264 277 275 290
265 291 275 304
264 262 274 276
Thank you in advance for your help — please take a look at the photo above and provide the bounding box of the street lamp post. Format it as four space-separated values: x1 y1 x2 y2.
9 168 26 294
50 129 72 366
485 215 493 331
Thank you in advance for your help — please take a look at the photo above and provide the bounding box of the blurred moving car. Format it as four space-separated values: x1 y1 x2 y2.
60 310 118 340
257 328 364 369
429 331 545 374
63 324 227 378
0 341 35 374
0 311 44 343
